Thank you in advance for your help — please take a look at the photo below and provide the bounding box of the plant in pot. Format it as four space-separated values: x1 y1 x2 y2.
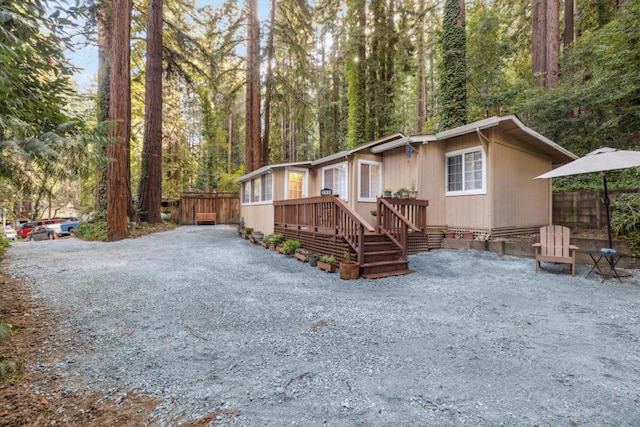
282 239 301 256
443 230 456 239
267 233 283 250
253 230 264 241
398 188 409 198
339 251 360 280
462 231 475 240
308 252 319 267
317 255 337 273
293 246 308 262
383 189 392 197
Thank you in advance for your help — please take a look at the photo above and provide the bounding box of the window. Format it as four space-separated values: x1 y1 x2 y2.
446 147 486 195
262 173 273 202
241 173 273 204
286 168 307 199
358 160 382 201
252 177 261 203
242 181 251 203
322 162 348 200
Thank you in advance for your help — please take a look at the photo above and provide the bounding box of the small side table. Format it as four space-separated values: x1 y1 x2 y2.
584 250 631 282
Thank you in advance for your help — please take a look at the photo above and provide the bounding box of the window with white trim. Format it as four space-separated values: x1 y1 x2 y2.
446 147 486 195
322 162 348 200
262 173 273 201
242 181 251 203
286 168 307 199
241 173 273 205
358 160 382 201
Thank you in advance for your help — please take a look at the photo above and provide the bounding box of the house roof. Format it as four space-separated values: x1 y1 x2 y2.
371 115 577 165
235 161 312 183
310 133 406 166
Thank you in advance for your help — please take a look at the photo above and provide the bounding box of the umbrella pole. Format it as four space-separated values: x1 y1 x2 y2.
602 173 616 272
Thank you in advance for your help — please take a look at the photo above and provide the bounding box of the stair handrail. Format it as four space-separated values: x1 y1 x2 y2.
377 198 421 260
274 195 373 265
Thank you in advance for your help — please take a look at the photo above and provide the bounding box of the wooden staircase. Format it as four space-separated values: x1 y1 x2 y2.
357 234 414 279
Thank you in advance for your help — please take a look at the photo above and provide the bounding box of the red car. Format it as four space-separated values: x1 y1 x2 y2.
17 222 39 239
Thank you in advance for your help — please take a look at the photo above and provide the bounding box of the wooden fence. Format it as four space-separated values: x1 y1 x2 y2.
179 192 240 225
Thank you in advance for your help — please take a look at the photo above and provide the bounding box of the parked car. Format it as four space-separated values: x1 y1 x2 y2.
41 219 62 234
26 226 56 241
2 225 17 240
17 222 39 239
59 220 79 235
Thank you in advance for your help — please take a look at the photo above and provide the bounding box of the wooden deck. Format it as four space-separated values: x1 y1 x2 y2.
274 196 431 277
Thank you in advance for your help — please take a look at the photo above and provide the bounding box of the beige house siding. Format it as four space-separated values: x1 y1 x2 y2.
418 143 446 228
240 204 275 234
442 134 490 229
490 140 552 229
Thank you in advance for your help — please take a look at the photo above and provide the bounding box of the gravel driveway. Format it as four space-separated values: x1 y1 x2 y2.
6 225 640 426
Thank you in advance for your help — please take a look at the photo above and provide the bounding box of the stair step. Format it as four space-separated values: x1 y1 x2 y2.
361 260 409 275
361 269 415 279
364 242 396 251
363 250 400 263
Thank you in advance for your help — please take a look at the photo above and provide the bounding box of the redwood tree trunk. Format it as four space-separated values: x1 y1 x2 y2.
563 0 574 46
545 0 559 86
245 0 261 173
532 0 546 85
138 0 163 224
107 0 131 241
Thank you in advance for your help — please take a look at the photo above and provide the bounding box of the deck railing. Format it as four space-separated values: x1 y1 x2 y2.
274 195 374 264
376 198 428 259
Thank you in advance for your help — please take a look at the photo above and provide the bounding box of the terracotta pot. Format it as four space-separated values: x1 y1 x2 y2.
339 261 360 280
462 231 475 240
443 230 455 239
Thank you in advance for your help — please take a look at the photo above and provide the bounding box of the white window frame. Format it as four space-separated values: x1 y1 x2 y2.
284 167 308 200
357 160 382 202
322 162 349 201
240 173 274 205
262 173 273 202
445 146 487 196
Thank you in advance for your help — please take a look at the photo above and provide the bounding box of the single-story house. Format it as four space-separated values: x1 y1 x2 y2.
236 115 577 276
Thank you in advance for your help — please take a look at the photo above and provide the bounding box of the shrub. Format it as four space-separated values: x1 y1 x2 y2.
612 193 640 257
282 239 301 255
76 221 108 241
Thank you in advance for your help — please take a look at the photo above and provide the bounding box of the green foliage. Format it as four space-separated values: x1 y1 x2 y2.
282 239 302 255
612 193 640 257
0 322 11 343
77 221 108 242
513 2 640 156
438 0 467 129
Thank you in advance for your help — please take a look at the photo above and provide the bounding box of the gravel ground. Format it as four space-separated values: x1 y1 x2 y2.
6 225 640 426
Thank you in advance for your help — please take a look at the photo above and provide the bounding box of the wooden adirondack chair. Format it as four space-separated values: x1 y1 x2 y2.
533 225 579 276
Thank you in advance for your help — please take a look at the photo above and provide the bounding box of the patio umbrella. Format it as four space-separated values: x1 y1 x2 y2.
535 147 640 251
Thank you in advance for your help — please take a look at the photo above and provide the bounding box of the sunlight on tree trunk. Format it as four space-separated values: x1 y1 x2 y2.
107 0 131 241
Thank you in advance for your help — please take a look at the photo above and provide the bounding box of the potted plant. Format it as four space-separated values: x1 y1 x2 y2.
282 239 301 255
317 255 337 273
253 230 264 241
383 189 392 197
294 247 308 262
267 233 284 250
370 209 378 216
443 230 455 239
308 252 319 267
408 183 418 199
339 251 360 280
462 231 475 240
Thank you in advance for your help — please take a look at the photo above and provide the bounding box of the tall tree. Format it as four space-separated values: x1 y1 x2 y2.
262 0 276 167
245 0 261 172
95 0 112 217
438 0 467 129
345 0 367 147
138 0 164 224
415 0 426 133
106 0 131 241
